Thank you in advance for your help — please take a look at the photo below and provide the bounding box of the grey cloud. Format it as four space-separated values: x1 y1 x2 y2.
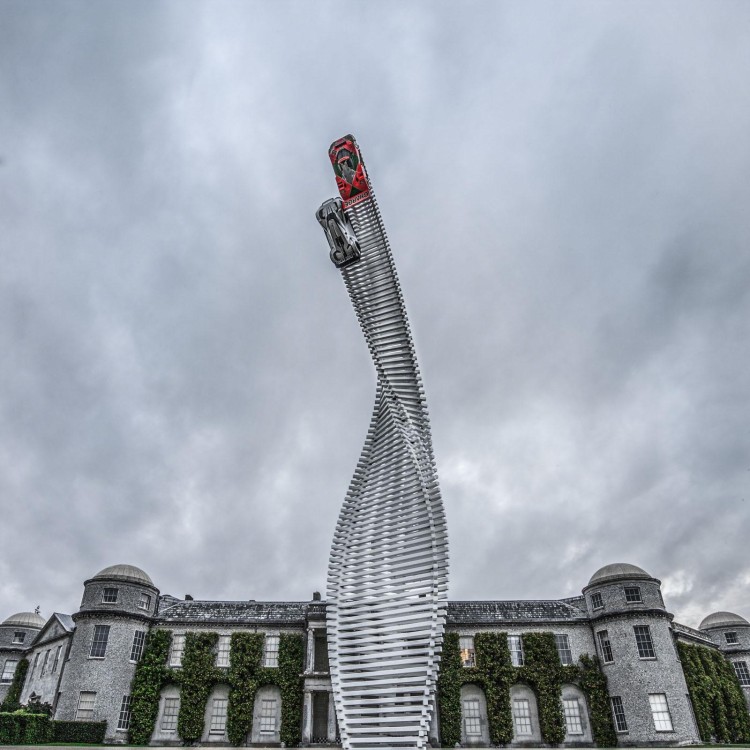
1 1 749 630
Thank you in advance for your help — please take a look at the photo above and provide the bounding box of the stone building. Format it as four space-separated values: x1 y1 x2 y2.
2 561 749 746
695 610 750 709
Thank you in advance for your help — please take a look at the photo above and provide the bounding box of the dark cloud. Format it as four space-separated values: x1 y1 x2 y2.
1 1 749 630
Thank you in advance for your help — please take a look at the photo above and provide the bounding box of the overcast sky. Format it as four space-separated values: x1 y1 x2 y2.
1 1 749 630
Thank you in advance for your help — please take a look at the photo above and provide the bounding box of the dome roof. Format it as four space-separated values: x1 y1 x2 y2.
2 611 45 628
588 563 652 586
699 611 749 631
92 564 154 586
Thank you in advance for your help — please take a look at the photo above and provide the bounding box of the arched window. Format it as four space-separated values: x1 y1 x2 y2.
152 685 181 743
460 684 489 746
561 684 592 743
251 685 282 744
203 684 230 742
509 684 541 744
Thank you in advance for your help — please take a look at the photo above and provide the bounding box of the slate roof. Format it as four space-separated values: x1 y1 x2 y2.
154 598 593 626
54 613 75 632
447 601 590 624
673 621 719 647
156 599 309 626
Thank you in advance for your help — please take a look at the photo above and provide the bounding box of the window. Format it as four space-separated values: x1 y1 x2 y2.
161 697 179 730
216 636 231 668
102 587 119 603
264 635 280 668
313 631 329 672
30 653 39 678
634 625 656 659
648 693 673 731
463 698 481 736
555 634 573 665
1 659 18 683
512 698 532 735
597 630 613 663
210 698 228 734
610 696 628 732
138 592 152 611
260 698 278 733
40 650 50 676
725 631 739 645
624 586 642 603
52 644 63 673
591 592 604 610
130 630 146 662
508 635 524 666
169 634 185 667
90 625 110 658
733 661 750 686
117 695 132 731
460 636 475 668
12 631 25 645
563 699 583 735
76 691 96 720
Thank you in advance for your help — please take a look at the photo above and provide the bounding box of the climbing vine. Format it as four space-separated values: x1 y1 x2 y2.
225 632 304 746
437 632 465 745
0 658 28 711
129 629 173 745
678 641 750 743
226 633 264 745
517 632 567 744
128 629 304 746
476 632 515 744
437 631 616 747
577 653 617 748
177 633 221 742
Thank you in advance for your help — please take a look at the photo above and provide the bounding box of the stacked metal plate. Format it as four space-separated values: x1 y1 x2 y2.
317 135 449 750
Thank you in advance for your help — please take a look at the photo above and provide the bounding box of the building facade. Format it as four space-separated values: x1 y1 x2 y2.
2 561 749 746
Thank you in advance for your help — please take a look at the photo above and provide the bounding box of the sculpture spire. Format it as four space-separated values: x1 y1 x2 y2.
317 135 449 750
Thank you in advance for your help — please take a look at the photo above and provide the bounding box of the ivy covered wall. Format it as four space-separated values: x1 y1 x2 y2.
128 630 304 746
0 658 29 711
678 641 750 743
438 631 616 747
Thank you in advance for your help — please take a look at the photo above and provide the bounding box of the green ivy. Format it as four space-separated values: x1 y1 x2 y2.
437 631 616 747
128 629 304 747
436 632 463 745
276 633 305 746
129 629 173 745
476 633 515 744
577 654 617 748
0 659 28 711
517 633 567 744
226 633 265 745
177 632 221 742
225 632 304 746
678 641 750 743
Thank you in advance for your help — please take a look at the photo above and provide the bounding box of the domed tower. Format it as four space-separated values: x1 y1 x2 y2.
55 565 158 741
699 611 750 708
0 611 44 702
583 563 699 745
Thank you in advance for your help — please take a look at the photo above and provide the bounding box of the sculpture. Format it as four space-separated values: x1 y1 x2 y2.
317 135 449 750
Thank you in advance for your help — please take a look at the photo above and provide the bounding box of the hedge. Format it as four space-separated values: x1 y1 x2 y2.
52 720 108 743
0 711 53 745
0 713 107 746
